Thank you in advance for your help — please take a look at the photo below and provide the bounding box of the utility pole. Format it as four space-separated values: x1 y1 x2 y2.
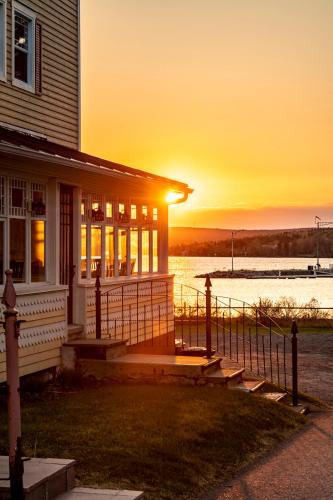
314 217 333 270
231 230 243 273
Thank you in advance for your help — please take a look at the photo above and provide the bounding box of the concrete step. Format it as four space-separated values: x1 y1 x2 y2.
56 487 144 499
78 354 222 380
230 379 266 393
62 339 128 370
261 392 287 403
204 367 245 386
0 457 75 500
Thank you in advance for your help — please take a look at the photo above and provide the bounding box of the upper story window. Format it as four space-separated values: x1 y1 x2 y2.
0 0 6 80
13 2 36 92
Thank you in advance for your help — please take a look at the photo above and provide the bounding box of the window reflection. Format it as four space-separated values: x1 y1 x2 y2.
153 229 158 272
91 225 101 277
106 226 114 277
142 229 150 273
10 219 25 282
81 224 87 278
130 228 138 274
31 220 45 282
0 221 3 284
118 229 128 275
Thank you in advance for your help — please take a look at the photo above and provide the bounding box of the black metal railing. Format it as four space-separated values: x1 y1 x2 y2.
95 275 299 404
173 279 298 403
95 275 175 347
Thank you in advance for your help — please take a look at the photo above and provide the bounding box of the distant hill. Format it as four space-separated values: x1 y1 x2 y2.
169 227 333 258
169 227 305 247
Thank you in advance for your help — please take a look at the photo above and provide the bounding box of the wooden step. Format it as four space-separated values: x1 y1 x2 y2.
230 379 265 393
0 457 75 500
261 392 287 403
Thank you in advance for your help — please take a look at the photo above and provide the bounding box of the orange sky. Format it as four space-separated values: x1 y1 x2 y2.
80 0 333 229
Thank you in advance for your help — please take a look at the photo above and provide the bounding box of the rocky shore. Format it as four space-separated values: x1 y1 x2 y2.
195 269 333 279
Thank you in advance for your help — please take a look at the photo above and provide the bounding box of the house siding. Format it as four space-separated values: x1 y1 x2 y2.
0 288 67 383
0 0 79 149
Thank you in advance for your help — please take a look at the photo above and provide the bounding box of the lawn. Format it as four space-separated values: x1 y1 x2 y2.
0 384 305 499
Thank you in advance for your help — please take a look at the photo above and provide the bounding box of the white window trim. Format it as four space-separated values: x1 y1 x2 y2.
12 1 36 93
0 0 7 81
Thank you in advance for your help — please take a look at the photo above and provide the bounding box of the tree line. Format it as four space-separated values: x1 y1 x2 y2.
169 228 333 258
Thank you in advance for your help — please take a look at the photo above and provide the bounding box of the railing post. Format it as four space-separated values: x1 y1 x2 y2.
95 270 101 339
291 320 298 407
2 269 24 499
205 275 212 358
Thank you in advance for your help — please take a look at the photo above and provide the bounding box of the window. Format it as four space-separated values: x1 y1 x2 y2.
13 3 36 92
142 229 150 273
79 193 160 280
130 204 137 220
91 225 102 277
0 176 47 284
153 207 158 221
118 229 128 275
105 226 114 277
153 230 158 272
31 220 45 282
0 0 6 80
130 228 138 274
10 218 25 282
0 221 3 284
80 224 87 278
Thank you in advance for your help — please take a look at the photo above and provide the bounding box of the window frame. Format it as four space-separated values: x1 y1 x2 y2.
12 1 36 92
79 192 160 281
0 0 6 81
0 175 47 285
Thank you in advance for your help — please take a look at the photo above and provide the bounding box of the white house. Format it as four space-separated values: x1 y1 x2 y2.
0 0 191 382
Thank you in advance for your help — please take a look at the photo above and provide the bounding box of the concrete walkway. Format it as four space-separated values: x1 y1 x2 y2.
213 411 333 500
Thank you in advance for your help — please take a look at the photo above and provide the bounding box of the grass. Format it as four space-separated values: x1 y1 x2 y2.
0 384 305 499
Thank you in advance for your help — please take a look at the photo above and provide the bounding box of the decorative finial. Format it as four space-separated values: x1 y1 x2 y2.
2 270 16 309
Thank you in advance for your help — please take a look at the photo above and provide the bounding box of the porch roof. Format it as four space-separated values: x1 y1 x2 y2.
0 125 192 195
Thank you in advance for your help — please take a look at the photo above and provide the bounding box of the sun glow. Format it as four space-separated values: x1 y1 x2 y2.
166 191 185 204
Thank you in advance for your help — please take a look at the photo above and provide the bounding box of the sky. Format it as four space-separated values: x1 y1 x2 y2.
80 0 333 229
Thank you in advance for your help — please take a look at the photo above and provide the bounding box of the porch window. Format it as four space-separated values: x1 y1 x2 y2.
91 225 102 277
80 193 160 280
142 229 150 273
0 0 6 80
80 224 87 279
130 228 138 274
0 221 3 284
13 3 36 92
106 202 113 219
130 204 137 220
31 220 45 282
153 229 158 272
10 218 25 282
118 229 128 275
105 226 114 277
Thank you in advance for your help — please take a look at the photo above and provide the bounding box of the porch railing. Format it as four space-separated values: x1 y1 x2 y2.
95 274 299 404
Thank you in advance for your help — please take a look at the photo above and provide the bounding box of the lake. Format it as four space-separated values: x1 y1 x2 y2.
169 256 333 308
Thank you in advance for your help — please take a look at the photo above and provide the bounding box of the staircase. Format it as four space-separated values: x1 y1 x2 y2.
0 456 143 500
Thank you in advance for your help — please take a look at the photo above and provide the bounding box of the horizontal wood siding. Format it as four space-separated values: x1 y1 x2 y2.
0 0 79 149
